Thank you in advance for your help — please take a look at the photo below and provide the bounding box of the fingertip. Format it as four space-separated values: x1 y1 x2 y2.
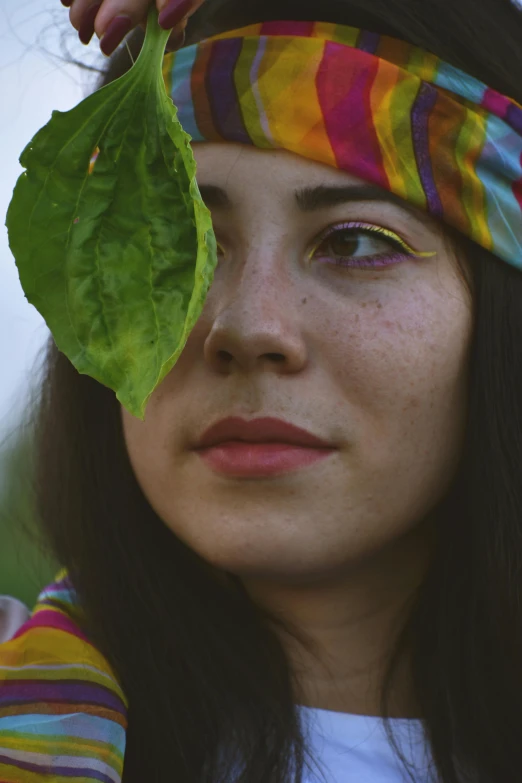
99 15 133 56
158 0 193 30
78 3 102 45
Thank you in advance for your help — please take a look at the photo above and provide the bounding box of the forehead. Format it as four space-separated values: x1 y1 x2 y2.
192 142 437 231
192 142 366 190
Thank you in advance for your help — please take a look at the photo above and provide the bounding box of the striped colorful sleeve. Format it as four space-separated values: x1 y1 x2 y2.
0 572 128 783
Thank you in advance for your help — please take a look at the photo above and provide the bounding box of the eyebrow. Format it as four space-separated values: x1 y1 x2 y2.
198 183 432 225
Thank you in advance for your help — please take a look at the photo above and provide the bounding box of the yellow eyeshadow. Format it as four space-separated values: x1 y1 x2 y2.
219 225 437 261
373 225 437 258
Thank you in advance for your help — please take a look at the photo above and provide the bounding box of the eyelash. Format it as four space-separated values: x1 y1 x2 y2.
309 221 432 270
215 222 435 271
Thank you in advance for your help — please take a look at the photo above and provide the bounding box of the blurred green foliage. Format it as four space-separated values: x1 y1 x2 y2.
0 417 58 609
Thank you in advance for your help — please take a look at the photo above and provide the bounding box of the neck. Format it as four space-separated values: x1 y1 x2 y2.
241 518 436 720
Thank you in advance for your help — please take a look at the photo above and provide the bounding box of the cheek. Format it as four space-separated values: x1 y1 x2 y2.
327 289 471 446
121 408 169 487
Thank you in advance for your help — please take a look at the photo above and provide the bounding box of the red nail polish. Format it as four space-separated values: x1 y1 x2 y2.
100 15 133 57
79 4 102 46
158 0 193 30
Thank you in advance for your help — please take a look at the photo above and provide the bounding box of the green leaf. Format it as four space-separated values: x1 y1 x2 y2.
6 8 217 421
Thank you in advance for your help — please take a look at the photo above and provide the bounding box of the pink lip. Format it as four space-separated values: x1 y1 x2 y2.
193 417 336 478
194 417 334 450
198 442 334 478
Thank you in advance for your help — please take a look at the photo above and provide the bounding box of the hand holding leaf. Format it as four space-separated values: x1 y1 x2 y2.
6 7 217 421
68 0 207 56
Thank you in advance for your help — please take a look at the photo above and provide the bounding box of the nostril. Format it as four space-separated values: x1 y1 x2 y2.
215 351 284 364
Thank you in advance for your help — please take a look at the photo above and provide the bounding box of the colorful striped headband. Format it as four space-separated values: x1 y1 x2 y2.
163 21 522 270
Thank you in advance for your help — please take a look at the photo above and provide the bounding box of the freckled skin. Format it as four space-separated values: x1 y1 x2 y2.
121 144 473 717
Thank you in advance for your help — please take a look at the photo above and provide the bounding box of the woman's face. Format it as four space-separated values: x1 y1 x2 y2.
122 144 472 585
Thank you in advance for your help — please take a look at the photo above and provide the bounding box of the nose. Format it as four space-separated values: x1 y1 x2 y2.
202 254 308 375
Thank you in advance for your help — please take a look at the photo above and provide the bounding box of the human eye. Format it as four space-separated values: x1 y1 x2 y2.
309 221 435 270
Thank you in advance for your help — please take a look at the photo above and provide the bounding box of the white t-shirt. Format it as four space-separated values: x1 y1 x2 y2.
0 595 30 643
299 704 437 782
0 596 437 782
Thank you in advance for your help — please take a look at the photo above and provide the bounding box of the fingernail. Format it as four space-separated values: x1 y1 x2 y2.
79 3 102 45
165 28 186 52
100 15 133 56
61 0 73 7
158 0 193 30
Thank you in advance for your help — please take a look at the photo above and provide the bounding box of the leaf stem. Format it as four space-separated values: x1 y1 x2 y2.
132 7 172 77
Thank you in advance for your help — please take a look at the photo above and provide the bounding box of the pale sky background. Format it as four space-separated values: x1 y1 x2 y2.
0 0 104 448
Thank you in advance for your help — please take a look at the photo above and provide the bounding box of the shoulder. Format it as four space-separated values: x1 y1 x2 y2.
0 596 30 643
0 572 128 782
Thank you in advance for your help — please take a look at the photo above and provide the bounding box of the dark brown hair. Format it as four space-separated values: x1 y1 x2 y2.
23 1 522 780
